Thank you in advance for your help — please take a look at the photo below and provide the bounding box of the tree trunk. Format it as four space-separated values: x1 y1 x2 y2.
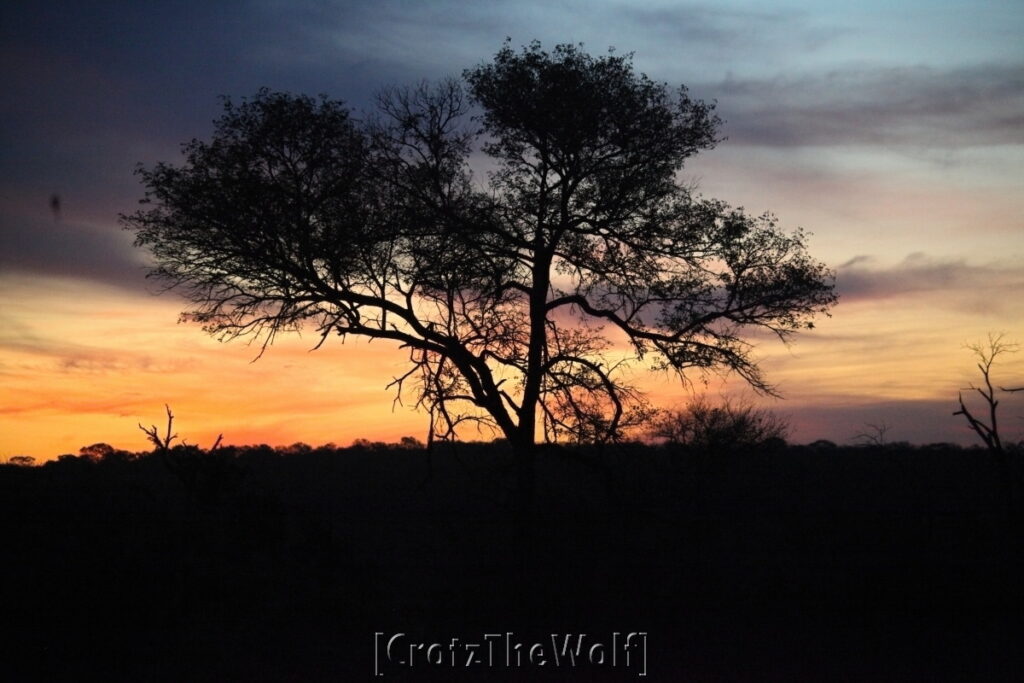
508 435 537 622
512 244 548 542
515 442 536 519
510 434 536 543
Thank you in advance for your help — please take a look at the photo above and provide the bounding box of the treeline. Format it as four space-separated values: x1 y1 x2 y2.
3 440 1023 681
4 432 1008 469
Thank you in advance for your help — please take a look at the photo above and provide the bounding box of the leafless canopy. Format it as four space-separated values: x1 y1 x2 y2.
138 404 178 453
649 396 789 449
954 333 1021 453
124 42 836 452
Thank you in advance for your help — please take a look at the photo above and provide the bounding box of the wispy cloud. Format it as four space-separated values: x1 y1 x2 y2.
836 253 1024 313
707 63 1024 148
0 211 149 292
622 2 848 58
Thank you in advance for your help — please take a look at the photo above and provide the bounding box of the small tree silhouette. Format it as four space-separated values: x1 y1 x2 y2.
650 396 789 450
954 333 1024 519
139 405 240 505
953 333 1020 453
853 421 891 447
138 404 178 454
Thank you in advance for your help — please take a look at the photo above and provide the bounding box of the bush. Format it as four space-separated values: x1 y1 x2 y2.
650 396 789 449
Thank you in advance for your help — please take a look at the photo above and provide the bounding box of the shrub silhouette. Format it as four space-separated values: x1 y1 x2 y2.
138 405 244 506
650 395 789 449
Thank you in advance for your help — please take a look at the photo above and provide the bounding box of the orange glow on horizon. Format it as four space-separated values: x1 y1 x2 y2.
3 267 1023 460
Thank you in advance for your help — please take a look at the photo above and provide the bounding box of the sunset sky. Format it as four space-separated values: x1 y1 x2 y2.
2 0 1023 459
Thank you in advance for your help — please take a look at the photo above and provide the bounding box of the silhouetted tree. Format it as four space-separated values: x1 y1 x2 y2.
650 395 789 449
853 421 891 447
138 405 178 454
398 436 425 449
139 405 242 505
954 333 1024 518
954 333 1021 453
124 41 836 519
78 442 119 463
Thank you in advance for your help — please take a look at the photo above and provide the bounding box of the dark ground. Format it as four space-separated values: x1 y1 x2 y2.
2 441 1023 681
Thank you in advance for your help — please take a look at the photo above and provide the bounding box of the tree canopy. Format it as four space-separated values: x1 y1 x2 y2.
124 40 836 454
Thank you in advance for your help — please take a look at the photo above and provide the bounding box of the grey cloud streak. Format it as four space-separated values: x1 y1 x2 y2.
835 253 1024 312
623 3 847 56
706 63 1024 148
0 212 150 292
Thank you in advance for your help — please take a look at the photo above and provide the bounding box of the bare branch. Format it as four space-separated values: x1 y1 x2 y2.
138 404 178 453
853 422 890 447
954 333 1022 453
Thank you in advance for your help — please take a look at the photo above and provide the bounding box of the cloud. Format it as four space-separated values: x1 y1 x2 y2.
619 4 794 46
835 253 1024 313
622 3 847 57
0 211 149 291
0 314 193 377
706 63 1024 148
261 0 850 94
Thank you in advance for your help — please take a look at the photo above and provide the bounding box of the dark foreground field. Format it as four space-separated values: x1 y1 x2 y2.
3 441 1023 681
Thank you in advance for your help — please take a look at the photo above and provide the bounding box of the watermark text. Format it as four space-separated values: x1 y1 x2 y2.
373 631 647 676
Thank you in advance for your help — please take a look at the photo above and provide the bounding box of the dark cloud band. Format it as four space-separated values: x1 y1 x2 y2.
835 253 1024 313
706 63 1024 148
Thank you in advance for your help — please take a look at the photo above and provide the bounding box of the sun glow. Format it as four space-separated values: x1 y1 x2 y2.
4 257 1023 461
